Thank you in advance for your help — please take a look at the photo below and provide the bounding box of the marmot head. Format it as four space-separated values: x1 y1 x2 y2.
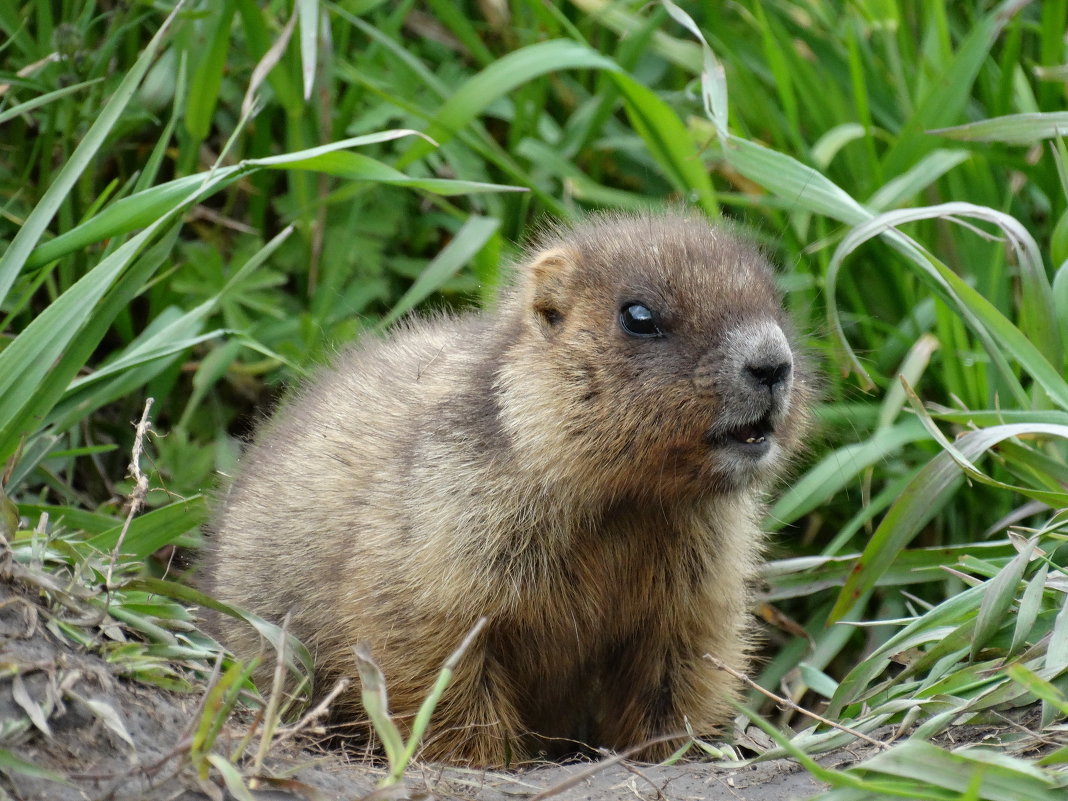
496 212 812 502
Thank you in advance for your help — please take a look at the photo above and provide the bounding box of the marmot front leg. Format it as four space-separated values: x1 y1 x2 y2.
597 641 742 761
414 650 527 767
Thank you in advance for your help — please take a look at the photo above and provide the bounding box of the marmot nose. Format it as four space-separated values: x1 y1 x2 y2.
746 360 792 390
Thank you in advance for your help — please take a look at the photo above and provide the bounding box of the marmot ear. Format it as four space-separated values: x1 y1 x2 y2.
524 248 577 335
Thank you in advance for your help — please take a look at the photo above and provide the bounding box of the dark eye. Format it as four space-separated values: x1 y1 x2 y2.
619 303 663 338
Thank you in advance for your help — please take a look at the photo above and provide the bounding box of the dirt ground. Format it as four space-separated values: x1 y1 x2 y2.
0 579 849 801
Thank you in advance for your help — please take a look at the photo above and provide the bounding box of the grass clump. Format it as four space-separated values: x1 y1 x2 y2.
1 0 1067 798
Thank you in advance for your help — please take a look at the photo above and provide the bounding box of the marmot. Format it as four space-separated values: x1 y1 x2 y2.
204 212 811 766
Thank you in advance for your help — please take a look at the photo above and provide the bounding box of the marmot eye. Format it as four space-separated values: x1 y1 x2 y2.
619 303 663 338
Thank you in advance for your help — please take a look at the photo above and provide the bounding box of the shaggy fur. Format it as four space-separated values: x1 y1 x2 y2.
203 212 812 766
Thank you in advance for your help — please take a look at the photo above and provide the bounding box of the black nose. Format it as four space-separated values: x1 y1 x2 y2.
746 360 791 389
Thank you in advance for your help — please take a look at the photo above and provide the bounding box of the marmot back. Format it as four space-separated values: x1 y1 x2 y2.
205 212 812 766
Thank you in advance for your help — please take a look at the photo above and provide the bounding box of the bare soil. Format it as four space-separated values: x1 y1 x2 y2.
0 580 847 801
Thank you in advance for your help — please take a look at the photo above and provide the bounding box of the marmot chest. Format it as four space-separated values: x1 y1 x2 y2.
504 511 711 641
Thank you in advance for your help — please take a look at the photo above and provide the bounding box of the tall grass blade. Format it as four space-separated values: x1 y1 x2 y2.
932 111 1068 144
25 132 520 270
859 740 1062 801
971 539 1036 660
1045 591 1068 726
0 219 173 461
879 5 1006 178
0 1 184 306
662 0 727 133
297 0 320 100
379 216 500 328
768 418 929 529
830 424 1068 623
184 1 236 141
722 136 870 225
0 78 104 125
612 73 718 216
827 204 1064 405
397 39 620 168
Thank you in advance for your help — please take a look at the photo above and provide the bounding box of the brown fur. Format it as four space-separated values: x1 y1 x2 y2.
203 212 812 766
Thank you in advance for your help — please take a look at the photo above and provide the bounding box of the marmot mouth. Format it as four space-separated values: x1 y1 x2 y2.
730 418 772 445
707 414 776 454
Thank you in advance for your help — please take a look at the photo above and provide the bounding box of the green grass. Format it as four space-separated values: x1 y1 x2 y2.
2 0 1067 798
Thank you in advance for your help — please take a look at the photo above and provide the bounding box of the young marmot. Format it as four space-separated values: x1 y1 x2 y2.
204 212 811 766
